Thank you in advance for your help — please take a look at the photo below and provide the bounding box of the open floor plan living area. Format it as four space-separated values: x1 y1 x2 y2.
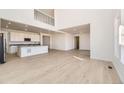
0 9 124 84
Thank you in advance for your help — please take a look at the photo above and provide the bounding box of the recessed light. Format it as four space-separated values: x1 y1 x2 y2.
8 22 11 24
73 29 76 31
6 25 8 28
25 25 28 27
25 29 28 31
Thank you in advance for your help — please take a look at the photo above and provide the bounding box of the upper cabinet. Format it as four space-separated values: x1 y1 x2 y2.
10 32 23 41
33 34 40 41
10 32 40 42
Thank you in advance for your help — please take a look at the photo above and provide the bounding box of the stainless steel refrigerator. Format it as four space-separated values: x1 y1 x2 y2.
0 33 6 64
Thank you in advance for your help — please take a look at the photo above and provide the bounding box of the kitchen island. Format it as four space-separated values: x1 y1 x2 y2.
17 46 48 57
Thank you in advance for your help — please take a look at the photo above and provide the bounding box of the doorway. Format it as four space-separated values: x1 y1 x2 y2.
43 36 50 49
74 36 79 49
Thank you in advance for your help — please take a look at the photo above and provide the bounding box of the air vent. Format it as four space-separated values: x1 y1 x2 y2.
108 66 113 69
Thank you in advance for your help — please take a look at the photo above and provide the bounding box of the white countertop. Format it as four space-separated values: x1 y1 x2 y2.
9 41 40 44
19 45 45 48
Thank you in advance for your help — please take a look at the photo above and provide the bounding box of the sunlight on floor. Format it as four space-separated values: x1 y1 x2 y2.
73 56 85 61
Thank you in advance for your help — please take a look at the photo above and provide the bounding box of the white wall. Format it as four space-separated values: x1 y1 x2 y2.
55 9 118 61
0 9 57 31
65 33 74 50
79 32 90 50
52 32 91 51
52 32 74 51
52 33 66 50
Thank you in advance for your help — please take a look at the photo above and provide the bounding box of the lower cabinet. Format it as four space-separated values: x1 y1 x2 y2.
18 46 48 57
9 46 18 54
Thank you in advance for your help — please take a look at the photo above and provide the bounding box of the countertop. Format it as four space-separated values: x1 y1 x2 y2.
9 41 40 46
18 45 48 48
10 44 41 46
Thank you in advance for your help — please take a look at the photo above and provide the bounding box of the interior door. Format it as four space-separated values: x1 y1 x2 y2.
43 36 50 49
75 36 79 49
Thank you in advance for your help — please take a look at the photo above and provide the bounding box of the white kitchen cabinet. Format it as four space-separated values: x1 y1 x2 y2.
18 33 24 41
31 34 40 41
18 46 48 57
10 32 16 41
10 32 40 42
23 33 28 38
34 34 40 41
9 46 18 54
30 34 33 39
10 32 24 41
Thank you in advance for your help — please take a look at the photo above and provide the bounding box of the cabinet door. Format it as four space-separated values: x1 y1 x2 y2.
27 33 31 38
30 34 33 41
13 32 19 41
30 34 34 41
18 33 24 41
33 35 37 41
10 32 24 41
10 32 16 41
34 34 40 41
24 33 28 38
9 46 17 54
14 33 18 41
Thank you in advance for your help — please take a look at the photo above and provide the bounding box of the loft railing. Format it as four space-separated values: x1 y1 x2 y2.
34 9 55 26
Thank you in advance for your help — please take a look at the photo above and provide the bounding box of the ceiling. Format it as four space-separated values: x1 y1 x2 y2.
60 24 90 34
1 19 90 35
1 18 56 34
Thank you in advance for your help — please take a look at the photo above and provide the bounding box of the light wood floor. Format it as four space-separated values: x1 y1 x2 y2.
0 50 121 84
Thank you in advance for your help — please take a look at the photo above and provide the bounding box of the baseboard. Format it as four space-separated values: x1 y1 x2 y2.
113 56 124 83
